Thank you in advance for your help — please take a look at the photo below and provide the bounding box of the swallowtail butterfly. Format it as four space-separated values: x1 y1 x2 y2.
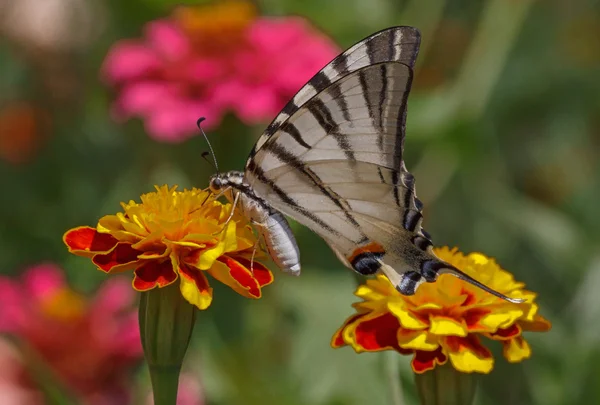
207 26 523 303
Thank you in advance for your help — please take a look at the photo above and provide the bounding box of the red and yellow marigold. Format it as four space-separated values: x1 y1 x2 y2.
64 185 273 310
332 247 551 374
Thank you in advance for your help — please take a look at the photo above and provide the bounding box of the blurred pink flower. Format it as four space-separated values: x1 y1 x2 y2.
101 1 339 143
0 263 142 405
0 338 42 405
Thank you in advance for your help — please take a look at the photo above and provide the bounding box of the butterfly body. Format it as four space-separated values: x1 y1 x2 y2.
208 26 523 303
209 171 301 276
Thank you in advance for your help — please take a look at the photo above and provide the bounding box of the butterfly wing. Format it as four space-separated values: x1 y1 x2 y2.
248 26 421 157
245 60 435 292
244 27 522 302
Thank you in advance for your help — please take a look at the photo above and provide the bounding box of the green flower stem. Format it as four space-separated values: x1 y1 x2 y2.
139 282 197 405
149 364 182 405
414 363 477 405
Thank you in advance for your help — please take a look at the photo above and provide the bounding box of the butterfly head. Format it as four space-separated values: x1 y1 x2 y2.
209 171 245 194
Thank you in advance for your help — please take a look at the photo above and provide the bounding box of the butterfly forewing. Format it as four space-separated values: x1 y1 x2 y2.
250 26 421 156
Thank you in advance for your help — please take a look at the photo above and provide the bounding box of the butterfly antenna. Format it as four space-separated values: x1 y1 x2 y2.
197 117 219 174
437 265 526 304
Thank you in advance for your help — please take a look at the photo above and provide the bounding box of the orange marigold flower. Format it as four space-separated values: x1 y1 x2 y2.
63 185 273 310
332 247 551 374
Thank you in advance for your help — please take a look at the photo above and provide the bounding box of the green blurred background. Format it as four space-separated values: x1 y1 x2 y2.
1 0 598 404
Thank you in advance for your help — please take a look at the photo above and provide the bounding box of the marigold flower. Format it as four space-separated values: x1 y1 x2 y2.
101 0 339 142
0 263 141 405
332 247 551 374
63 185 273 310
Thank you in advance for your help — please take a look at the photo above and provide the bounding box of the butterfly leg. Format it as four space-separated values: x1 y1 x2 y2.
217 189 241 235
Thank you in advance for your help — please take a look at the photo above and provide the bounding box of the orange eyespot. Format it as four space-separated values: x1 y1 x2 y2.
347 241 386 264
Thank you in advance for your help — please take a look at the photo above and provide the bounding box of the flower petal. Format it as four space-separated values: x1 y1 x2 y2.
234 257 273 287
503 337 531 362
397 328 439 351
488 324 521 341
331 314 365 348
92 243 142 273
351 312 401 352
387 301 429 330
412 348 447 374
429 316 468 337
520 314 552 332
178 264 213 310
194 221 237 270
443 335 494 374
63 227 119 257
132 260 178 291
209 257 261 298
477 307 524 331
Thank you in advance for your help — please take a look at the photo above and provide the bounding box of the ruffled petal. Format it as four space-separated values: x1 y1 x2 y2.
351 312 401 352
444 335 494 374
488 324 521 341
398 328 439 351
331 314 365 348
520 315 552 332
63 227 119 257
387 301 429 330
429 316 468 337
412 348 447 374
209 257 261 298
178 264 213 310
194 221 237 270
234 257 273 287
503 336 531 362
92 243 142 273
132 260 178 291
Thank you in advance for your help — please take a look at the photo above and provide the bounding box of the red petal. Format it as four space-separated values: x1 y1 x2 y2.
92 243 142 272
412 348 447 373
445 335 491 359
355 312 401 351
179 263 212 295
218 256 261 298
132 260 177 291
63 227 118 255
331 314 365 348
463 308 492 331
490 324 521 340
235 257 273 287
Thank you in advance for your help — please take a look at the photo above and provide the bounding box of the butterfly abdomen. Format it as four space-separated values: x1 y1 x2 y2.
260 212 301 275
238 188 301 276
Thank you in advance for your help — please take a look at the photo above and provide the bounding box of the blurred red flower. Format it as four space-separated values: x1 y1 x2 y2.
101 0 339 142
0 263 142 405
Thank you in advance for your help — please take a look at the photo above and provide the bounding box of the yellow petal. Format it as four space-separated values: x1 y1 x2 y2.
196 221 237 270
179 270 213 310
448 349 494 374
398 330 439 351
355 284 387 301
503 338 531 362
429 317 468 337
478 308 523 330
388 301 428 329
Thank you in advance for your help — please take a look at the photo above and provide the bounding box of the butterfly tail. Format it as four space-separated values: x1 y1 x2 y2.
379 259 524 304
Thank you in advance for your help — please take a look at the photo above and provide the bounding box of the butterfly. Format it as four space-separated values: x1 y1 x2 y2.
206 26 523 303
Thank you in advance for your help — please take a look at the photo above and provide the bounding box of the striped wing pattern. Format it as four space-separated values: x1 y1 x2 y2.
244 27 438 285
234 26 525 303
247 26 421 158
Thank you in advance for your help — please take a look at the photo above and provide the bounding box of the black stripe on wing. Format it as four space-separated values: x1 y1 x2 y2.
261 141 365 235
253 26 421 155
